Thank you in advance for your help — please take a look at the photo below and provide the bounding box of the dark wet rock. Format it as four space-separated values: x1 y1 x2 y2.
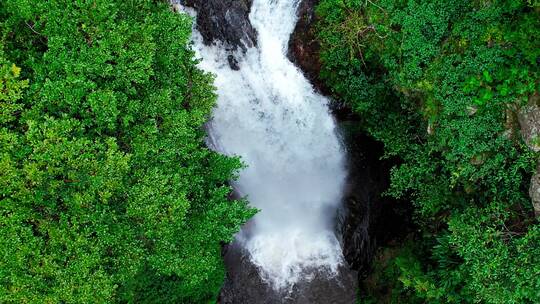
219 242 358 304
287 0 330 94
340 196 374 271
228 55 241 71
180 0 257 52
176 0 257 69
338 124 413 276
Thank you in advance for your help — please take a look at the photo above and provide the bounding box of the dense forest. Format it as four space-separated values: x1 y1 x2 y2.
1 0 540 303
316 0 540 303
0 1 254 303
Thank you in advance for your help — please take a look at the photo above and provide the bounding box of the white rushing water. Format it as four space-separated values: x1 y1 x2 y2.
177 0 348 290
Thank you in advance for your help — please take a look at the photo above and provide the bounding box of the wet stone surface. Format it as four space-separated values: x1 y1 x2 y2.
219 242 358 304
179 0 257 52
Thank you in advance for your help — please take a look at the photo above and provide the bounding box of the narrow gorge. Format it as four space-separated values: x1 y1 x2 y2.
173 0 407 302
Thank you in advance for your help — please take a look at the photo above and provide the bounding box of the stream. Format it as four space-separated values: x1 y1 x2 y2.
175 1 358 302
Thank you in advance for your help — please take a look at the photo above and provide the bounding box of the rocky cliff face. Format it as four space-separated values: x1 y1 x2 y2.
287 0 329 95
181 0 257 51
518 94 540 216
338 127 413 276
219 243 357 304
178 0 257 70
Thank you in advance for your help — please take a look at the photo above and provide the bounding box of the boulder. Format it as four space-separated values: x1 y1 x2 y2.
181 0 257 52
287 0 330 95
518 95 540 217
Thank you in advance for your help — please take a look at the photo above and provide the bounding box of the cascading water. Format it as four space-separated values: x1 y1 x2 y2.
178 0 348 290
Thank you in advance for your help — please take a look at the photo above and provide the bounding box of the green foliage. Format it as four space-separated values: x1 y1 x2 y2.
0 55 27 125
357 243 425 304
0 1 255 303
317 0 540 302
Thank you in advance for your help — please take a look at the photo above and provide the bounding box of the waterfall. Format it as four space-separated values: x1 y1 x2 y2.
177 0 347 290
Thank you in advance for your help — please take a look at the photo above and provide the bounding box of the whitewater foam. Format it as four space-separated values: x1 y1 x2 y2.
176 0 348 290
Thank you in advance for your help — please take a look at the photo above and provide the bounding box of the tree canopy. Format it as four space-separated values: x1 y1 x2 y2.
317 0 540 302
0 1 254 303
